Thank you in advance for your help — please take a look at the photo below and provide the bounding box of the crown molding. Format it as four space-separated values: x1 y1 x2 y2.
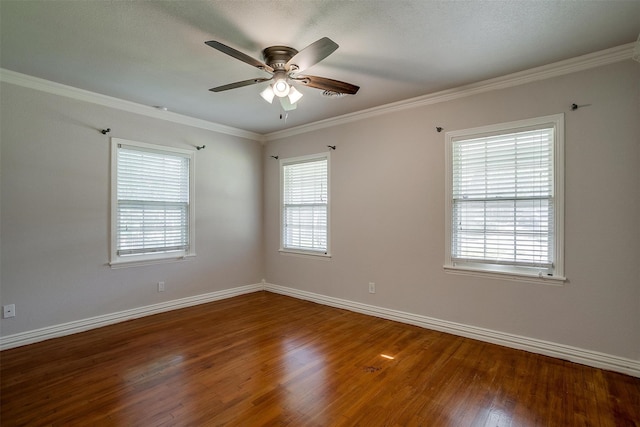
0 68 264 143
264 42 635 141
2 42 633 143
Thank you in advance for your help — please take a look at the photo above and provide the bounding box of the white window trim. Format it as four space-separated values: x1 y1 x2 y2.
279 152 331 258
109 138 196 268
444 114 565 284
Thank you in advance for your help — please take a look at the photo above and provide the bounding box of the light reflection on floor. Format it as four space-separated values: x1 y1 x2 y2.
280 337 329 419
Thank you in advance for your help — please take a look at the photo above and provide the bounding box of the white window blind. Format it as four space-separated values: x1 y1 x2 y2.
115 143 191 257
451 126 555 272
281 155 329 254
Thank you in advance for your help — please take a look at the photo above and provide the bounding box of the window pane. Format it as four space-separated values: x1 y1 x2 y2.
282 157 328 253
283 205 327 251
452 198 553 266
451 127 554 269
116 145 190 256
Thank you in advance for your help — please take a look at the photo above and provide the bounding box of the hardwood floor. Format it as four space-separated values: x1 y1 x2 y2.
1 291 638 426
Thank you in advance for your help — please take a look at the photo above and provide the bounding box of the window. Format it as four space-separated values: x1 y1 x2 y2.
110 138 195 266
280 153 330 256
445 114 564 282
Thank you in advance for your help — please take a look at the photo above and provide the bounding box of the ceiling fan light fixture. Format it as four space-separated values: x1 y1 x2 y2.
272 73 290 97
260 86 275 103
288 86 303 104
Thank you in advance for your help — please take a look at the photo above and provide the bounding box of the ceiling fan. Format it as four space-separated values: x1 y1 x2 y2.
205 37 359 111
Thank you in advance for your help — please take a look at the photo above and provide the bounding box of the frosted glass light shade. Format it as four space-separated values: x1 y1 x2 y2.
288 86 303 104
260 86 275 103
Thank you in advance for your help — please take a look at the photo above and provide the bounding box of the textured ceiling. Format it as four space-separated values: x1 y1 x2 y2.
1 0 639 134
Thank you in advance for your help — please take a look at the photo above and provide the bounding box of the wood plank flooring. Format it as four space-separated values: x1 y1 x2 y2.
1 291 638 426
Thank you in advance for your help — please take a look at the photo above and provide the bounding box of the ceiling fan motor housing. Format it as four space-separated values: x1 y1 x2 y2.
262 46 299 71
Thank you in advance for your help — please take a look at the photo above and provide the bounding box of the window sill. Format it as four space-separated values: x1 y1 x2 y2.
279 249 332 260
109 254 196 269
443 264 566 286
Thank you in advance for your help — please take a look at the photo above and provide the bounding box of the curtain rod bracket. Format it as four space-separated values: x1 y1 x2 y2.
196 145 206 150
270 155 279 160
327 145 336 150
571 103 592 111
101 128 111 135
436 127 443 133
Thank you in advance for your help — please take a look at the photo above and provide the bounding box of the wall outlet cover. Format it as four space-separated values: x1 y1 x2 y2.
3 304 16 318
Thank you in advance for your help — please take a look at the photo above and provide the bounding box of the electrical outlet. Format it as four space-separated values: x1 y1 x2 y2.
3 304 16 318
158 281 165 292
368 282 376 294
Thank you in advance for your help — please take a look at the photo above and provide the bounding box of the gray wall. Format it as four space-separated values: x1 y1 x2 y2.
264 60 640 361
1 59 638 364
0 82 264 336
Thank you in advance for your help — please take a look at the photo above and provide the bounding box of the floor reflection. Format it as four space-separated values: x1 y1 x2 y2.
280 337 328 416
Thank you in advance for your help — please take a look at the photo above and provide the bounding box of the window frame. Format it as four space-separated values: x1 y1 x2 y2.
279 152 331 258
110 138 196 268
444 114 565 284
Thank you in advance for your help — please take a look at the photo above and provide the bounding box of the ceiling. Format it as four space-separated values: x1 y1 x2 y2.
1 1 639 135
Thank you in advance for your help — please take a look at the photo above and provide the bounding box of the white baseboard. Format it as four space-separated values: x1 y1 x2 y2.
3 281 638 378
263 283 640 378
0 283 263 351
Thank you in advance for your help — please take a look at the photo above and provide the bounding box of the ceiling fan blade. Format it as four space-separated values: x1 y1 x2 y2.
296 75 360 95
286 37 338 73
209 77 272 92
205 40 274 73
